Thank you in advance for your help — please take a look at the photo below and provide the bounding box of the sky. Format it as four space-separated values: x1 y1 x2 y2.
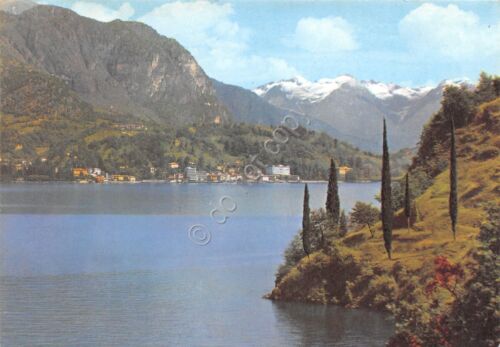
36 0 499 89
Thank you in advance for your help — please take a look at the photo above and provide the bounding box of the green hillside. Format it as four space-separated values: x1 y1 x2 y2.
268 74 499 346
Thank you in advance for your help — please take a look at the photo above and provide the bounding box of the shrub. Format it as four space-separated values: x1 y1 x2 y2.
472 146 499 161
359 274 398 310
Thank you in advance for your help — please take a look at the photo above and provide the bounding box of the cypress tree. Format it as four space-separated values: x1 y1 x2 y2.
449 115 458 240
404 173 411 233
326 158 340 226
302 183 311 256
339 210 348 237
381 119 393 259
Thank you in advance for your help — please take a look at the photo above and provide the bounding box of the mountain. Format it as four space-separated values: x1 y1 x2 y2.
253 75 470 152
0 0 36 14
211 78 288 126
0 4 229 125
0 60 398 181
1 4 409 182
212 78 351 141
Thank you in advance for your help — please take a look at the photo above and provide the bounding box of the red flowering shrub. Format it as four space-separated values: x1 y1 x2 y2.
425 256 464 298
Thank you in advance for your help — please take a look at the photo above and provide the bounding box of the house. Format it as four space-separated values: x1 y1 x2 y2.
73 168 89 178
112 174 125 181
338 166 352 177
111 174 136 182
89 168 102 176
218 173 230 182
197 170 208 182
168 173 184 182
95 175 105 183
266 165 291 176
208 173 219 182
169 162 179 169
260 175 273 182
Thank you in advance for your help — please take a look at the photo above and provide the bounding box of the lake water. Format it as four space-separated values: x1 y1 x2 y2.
0 182 393 346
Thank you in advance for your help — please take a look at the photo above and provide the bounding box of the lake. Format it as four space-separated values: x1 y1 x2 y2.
0 182 393 346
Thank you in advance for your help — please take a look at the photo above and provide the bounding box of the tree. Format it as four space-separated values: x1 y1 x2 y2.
326 158 340 226
475 72 497 104
350 201 380 238
442 85 474 128
302 183 311 257
339 210 348 237
449 115 458 241
381 119 393 259
445 205 500 346
493 77 500 97
404 173 412 232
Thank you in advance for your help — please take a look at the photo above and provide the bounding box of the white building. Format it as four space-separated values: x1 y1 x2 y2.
89 168 102 176
185 167 198 182
266 165 290 176
185 167 208 182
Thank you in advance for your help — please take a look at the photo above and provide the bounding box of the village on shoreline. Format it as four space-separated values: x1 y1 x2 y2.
3 160 369 184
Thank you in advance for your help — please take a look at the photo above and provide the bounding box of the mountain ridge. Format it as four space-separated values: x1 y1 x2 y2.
0 4 229 125
253 75 469 103
251 75 472 152
1 5 414 182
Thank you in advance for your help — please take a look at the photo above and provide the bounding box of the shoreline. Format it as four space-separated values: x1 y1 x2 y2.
0 179 381 185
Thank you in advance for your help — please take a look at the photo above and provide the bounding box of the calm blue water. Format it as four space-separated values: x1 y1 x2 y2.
0 182 393 346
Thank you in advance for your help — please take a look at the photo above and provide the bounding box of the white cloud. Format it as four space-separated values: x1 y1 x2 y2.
139 1 239 52
139 0 298 87
399 3 500 60
71 1 134 22
290 16 358 54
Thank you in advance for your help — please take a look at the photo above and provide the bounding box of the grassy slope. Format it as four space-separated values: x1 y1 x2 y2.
268 98 500 309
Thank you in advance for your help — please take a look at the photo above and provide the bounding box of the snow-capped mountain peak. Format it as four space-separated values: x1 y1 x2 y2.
360 81 434 100
440 77 472 88
254 75 434 102
253 75 357 102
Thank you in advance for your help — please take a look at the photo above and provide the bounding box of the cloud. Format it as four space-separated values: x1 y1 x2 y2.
399 3 500 60
139 0 298 87
71 1 134 22
139 0 239 52
290 16 358 54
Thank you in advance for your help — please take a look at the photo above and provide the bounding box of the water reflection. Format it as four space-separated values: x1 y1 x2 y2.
272 301 393 346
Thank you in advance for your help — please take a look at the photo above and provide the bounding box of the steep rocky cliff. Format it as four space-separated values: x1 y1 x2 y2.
0 5 229 124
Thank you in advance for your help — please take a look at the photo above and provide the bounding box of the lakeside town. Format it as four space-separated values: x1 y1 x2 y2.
1 157 357 184
66 163 304 184
75 162 358 183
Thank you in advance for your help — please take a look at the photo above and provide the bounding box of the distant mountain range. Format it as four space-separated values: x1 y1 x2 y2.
0 3 229 125
0 1 470 155
2 3 416 181
245 76 469 152
211 79 348 140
